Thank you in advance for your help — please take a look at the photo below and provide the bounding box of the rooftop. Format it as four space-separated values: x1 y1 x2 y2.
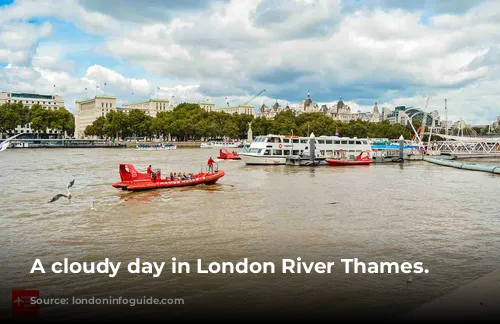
218 104 255 109
9 93 58 100
198 102 215 105
75 94 116 103
124 98 170 106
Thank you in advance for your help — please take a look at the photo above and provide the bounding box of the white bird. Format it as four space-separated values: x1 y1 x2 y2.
48 179 75 203
407 276 413 284
0 134 22 152
90 201 96 210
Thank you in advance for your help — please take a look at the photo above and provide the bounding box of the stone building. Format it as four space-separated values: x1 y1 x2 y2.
119 99 170 116
0 91 65 137
75 95 171 139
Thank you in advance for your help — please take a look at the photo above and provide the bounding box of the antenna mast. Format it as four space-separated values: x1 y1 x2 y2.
445 98 448 135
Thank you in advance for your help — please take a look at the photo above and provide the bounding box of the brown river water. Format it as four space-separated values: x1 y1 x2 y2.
0 148 499 320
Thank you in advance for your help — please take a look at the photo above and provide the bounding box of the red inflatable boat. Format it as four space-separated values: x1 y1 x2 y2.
217 148 241 160
112 164 225 191
326 151 373 166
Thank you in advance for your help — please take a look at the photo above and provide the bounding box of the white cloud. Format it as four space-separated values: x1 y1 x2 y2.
1 0 500 125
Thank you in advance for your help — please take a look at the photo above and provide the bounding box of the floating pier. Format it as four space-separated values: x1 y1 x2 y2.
424 157 500 174
403 268 500 321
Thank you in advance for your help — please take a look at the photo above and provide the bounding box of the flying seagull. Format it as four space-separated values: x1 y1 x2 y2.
48 179 75 203
0 134 22 152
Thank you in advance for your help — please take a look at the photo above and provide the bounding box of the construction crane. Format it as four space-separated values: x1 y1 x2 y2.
225 89 266 107
239 89 266 106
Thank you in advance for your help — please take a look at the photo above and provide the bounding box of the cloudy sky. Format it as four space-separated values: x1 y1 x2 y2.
0 0 499 124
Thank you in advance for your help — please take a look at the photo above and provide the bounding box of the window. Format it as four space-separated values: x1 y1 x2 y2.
318 140 325 144
340 140 347 144
326 140 332 144
102 103 104 107
362 141 368 144
300 139 307 143
356 141 362 144
110 103 112 108
334 140 340 144
283 138 290 143
264 149 271 155
293 138 299 143
349 141 354 144
284 150 290 155
273 150 283 155
293 150 300 155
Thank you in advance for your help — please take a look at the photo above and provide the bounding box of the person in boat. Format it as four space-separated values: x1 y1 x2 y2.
170 172 174 181
173 172 177 179
207 157 214 172
147 165 152 175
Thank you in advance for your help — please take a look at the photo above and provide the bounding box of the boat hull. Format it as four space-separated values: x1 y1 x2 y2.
239 153 287 165
325 159 372 166
217 149 241 160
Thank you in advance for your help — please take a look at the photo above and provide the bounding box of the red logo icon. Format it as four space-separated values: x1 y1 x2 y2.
12 290 40 317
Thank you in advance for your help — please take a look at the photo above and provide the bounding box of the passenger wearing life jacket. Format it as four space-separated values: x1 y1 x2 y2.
207 157 214 172
147 165 152 175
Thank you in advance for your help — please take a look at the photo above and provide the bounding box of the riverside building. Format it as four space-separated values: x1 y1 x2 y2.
75 95 170 139
0 91 65 136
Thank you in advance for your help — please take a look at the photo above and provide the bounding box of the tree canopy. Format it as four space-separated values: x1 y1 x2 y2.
84 103 420 141
0 102 74 137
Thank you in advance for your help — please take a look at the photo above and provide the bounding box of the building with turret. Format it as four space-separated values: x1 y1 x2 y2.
299 92 319 113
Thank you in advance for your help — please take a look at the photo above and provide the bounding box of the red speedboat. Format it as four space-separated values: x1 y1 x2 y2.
112 164 225 191
217 148 241 160
326 151 373 166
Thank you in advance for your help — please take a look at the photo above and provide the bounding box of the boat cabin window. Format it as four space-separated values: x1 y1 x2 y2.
292 138 299 143
267 137 281 143
356 141 362 144
284 150 291 155
300 139 308 143
362 141 368 144
326 140 332 144
273 149 282 155
283 138 290 143
293 150 300 155
340 140 347 144
318 140 325 144
264 149 271 155
349 140 355 144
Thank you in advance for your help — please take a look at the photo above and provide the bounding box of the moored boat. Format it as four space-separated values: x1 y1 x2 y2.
137 143 177 150
200 140 241 148
112 164 225 191
239 133 372 165
326 151 373 166
217 148 241 160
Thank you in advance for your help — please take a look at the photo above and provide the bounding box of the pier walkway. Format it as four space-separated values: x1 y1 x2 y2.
433 135 500 158
403 268 500 321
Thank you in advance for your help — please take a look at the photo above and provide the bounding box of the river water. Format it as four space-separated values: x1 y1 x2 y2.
1 148 499 320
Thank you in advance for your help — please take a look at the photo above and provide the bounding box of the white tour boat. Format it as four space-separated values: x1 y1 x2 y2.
137 143 177 150
238 133 373 165
200 141 241 148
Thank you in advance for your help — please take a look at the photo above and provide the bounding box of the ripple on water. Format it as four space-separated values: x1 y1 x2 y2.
0 149 499 318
